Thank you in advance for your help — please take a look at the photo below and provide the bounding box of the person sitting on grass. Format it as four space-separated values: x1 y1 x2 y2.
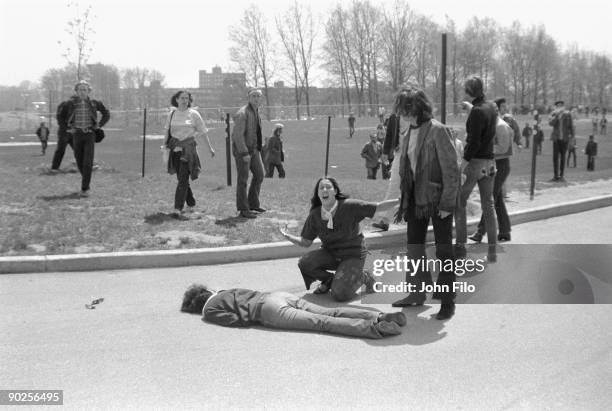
280 177 398 302
181 284 407 339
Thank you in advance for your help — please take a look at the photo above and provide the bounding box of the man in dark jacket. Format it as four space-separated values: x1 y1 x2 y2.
56 80 110 196
548 100 574 182
231 89 265 218
469 99 514 244
50 101 74 172
35 122 49 155
522 122 533 149
454 76 498 261
265 123 285 178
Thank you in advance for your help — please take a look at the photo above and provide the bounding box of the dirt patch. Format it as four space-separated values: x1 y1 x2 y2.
27 244 47 253
73 245 107 253
0 205 30 214
155 230 227 247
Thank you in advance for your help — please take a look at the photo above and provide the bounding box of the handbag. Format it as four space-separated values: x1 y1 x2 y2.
94 128 105 143
163 110 176 166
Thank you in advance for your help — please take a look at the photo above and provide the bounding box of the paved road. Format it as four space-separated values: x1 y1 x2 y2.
1 208 612 410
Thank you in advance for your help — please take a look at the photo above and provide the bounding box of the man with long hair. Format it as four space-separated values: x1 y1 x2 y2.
390 85 460 320
454 76 498 261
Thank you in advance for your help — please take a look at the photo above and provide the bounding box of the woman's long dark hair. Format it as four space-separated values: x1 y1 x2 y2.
392 85 433 127
181 284 213 314
309 177 348 211
171 90 193 108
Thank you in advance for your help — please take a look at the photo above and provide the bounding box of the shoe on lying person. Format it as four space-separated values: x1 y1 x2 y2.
375 320 402 337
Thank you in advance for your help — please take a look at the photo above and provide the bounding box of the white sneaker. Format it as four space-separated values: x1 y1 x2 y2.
185 206 195 214
79 190 90 197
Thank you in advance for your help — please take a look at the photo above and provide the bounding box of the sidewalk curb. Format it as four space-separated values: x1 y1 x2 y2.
3 195 612 274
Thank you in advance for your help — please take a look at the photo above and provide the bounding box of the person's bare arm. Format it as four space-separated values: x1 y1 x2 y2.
279 227 313 248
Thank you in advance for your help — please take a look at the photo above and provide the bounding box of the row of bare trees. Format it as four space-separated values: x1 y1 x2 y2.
229 0 611 117
36 1 167 112
229 1 316 120
39 64 166 111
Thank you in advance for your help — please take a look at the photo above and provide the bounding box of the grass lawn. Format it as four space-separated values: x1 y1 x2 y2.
1 112 610 256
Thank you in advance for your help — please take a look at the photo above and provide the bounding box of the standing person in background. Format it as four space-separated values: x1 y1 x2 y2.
454 76 498 261
585 135 597 171
50 101 74 173
522 122 532 149
375 124 391 180
548 100 574 182
566 134 577 168
592 116 599 135
35 121 49 155
497 98 522 149
164 90 215 217
600 114 607 136
534 124 544 155
348 112 356 138
56 80 110 197
378 106 386 123
360 132 382 179
389 85 459 320
469 101 514 244
265 123 286 178
231 89 266 219
371 113 402 231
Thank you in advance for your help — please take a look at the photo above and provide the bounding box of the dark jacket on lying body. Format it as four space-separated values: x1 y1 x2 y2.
203 288 267 327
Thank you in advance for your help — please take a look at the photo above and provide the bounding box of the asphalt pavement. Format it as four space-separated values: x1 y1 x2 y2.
1 207 611 410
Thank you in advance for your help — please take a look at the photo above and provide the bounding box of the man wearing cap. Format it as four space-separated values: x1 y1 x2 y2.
56 80 110 197
231 89 266 218
548 100 574 182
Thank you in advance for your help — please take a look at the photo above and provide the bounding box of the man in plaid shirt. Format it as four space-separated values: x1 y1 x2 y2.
57 80 110 197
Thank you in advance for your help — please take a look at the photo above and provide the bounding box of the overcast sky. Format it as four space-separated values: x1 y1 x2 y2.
1 0 610 88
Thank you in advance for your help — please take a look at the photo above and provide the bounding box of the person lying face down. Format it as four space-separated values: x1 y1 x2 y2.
181 284 407 339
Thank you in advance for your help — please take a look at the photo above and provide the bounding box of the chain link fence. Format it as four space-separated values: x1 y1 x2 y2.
1 102 511 140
